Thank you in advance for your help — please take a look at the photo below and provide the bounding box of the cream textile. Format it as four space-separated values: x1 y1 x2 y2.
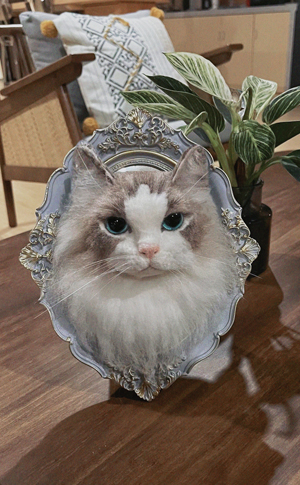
53 13 183 128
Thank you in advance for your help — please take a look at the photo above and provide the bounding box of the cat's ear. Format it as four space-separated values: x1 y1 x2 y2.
171 146 209 189
72 144 114 185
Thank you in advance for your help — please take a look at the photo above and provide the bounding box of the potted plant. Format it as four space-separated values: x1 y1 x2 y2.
122 52 300 275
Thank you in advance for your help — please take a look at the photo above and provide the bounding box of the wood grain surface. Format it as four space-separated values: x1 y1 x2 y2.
0 164 299 484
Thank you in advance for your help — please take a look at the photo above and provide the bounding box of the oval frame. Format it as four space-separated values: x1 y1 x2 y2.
20 109 260 401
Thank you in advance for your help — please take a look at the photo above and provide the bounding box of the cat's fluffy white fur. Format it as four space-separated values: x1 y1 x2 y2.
52 145 237 378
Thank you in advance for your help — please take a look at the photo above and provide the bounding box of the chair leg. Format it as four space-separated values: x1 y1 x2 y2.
2 178 17 228
0 131 17 227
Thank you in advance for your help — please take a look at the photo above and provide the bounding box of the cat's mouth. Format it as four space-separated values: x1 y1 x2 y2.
123 265 164 279
140 266 164 278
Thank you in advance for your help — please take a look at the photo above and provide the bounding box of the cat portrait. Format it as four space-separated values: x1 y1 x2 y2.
51 144 238 396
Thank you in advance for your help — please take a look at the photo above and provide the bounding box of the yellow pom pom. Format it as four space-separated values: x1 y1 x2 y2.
150 7 165 21
40 20 58 38
82 117 99 136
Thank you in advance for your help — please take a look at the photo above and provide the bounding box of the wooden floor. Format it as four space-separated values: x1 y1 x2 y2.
1 107 300 239
0 163 299 484
0 180 47 240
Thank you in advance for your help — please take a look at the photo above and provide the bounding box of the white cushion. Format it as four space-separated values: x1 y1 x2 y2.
53 13 183 128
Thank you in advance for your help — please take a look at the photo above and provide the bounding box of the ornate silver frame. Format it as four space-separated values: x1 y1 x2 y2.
20 109 260 401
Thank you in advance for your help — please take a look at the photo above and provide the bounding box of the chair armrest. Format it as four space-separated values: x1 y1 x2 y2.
0 53 95 123
201 44 243 66
0 24 24 35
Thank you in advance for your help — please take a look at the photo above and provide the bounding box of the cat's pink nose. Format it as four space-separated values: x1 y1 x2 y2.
139 243 160 260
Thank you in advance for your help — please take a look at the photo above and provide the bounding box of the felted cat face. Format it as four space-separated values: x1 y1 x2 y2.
51 144 237 392
54 145 213 279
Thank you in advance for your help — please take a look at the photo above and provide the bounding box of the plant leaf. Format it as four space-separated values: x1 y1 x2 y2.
164 52 233 105
147 75 194 94
129 103 196 121
262 86 300 124
280 150 300 181
232 120 276 165
213 96 232 124
122 90 174 105
242 86 253 121
182 112 208 136
270 121 300 147
122 90 195 121
242 76 277 119
193 127 210 143
214 90 245 124
150 88 225 133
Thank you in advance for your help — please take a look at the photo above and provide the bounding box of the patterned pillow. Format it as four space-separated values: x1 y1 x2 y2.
20 11 151 127
53 13 183 128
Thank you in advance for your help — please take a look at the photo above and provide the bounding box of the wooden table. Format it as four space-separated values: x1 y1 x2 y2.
10 0 168 16
0 164 300 484
52 0 168 15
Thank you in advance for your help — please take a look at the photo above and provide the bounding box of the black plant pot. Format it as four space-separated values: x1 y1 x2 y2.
233 181 272 277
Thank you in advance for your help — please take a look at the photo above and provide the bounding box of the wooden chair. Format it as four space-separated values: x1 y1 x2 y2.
0 11 243 228
0 24 34 85
0 53 94 227
0 0 52 85
0 0 52 22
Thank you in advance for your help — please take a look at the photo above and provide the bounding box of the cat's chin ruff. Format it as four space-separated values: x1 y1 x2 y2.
53 242 236 377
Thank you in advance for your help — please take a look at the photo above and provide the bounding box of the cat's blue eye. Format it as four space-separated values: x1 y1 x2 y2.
105 217 128 235
162 213 184 231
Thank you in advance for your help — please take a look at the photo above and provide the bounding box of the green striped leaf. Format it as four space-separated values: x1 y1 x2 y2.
151 88 224 133
122 90 196 121
270 121 300 147
242 76 277 120
263 86 300 124
232 120 276 165
182 112 208 136
164 52 233 105
281 150 300 181
147 75 194 94
128 103 195 121
123 90 174 105
213 96 232 123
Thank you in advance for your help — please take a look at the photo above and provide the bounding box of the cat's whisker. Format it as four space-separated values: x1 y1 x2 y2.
44 263 102 292
172 270 189 289
51 261 132 308
33 307 52 320
100 262 131 276
170 268 185 278
63 256 130 276
175 171 209 203
100 255 131 263
44 263 126 313
33 272 103 319
44 261 131 298
169 270 185 287
75 146 104 190
93 264 132 294
52 274 102 308
100 258 130 274
248 272 263 280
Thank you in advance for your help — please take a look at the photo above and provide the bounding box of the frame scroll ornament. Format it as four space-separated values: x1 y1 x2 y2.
19 213 60 297
221 208 260 286
98 108 180 155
